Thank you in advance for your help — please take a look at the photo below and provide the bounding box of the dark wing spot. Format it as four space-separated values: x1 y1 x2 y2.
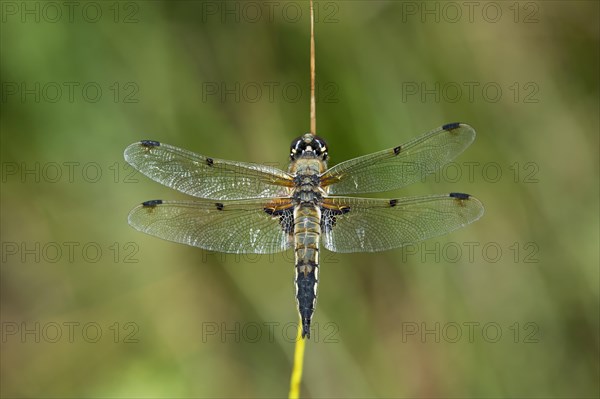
142 199 163 207
322 206 350 216
215 202 224 211
264 208 288 217
449 192 470 200
206 157 214 167
389 199 397 207
265 208 294 234
321 207 350 233
393 145 402 155
442 122 461 131
321 209 335 232
140 140 160 148
280 210 294 234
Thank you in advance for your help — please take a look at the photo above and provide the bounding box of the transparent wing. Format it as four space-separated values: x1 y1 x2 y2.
124 140 294 200
320 123 476 195
128 198 294 254
321 193 484 253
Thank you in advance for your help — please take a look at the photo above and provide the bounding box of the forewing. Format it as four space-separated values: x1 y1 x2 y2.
321 123 476 195
124 140 294 200
128 198 294 254
321 193 484 253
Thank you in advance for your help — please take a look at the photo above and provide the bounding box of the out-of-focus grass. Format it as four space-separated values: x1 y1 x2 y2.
1 1 598 398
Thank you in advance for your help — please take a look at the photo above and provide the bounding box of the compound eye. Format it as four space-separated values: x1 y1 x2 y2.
290 138 305 158
313 136 327 153
290 139 301 152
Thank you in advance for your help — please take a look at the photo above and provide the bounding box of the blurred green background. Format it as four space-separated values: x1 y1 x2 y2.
1 1 598 398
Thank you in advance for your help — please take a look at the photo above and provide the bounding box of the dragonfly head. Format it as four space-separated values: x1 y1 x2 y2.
290 133 328 161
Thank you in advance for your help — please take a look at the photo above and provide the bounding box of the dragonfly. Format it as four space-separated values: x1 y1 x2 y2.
124 122 484 338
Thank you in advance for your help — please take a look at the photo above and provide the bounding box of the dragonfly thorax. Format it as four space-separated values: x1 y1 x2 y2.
291 163 323 204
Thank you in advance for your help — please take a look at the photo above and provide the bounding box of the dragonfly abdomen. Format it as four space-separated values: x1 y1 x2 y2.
293 203 321 339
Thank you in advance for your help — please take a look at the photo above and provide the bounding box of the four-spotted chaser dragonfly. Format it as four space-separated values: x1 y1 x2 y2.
124 122 484 338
